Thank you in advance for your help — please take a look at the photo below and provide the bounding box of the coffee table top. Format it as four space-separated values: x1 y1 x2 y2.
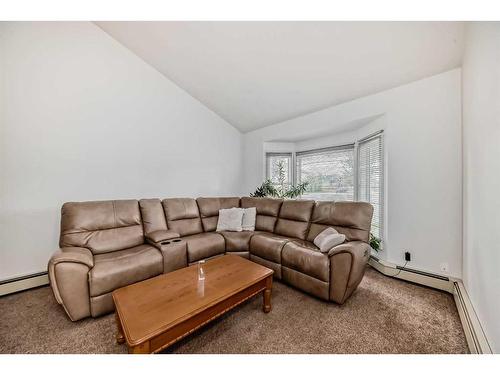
112 254 273 346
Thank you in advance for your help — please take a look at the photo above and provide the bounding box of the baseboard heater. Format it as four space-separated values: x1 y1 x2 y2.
394 265 449 281
369 255 452 292
0 271 49 297
371 254 448 280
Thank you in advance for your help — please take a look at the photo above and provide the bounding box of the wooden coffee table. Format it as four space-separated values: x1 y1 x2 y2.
112 254 273 354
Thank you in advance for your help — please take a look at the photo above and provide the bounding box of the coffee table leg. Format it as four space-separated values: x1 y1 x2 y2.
263 275 272 313
115 311 125 344
129 341 151 354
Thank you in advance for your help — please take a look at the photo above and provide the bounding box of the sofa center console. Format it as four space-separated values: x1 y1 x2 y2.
159 239 187 274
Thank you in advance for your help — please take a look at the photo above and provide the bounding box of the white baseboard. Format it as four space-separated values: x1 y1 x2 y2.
369 256 492 354
0 272 49 297
453 280 493 354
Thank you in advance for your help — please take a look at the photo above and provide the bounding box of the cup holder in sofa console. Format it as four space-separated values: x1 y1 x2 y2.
159 239 188 274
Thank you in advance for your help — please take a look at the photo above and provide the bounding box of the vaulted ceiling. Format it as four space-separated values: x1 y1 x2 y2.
96 21 464 133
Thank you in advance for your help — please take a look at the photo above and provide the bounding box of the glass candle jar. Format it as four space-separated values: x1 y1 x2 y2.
198 260 205 281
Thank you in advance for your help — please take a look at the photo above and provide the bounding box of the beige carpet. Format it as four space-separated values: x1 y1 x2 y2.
0 267 468 354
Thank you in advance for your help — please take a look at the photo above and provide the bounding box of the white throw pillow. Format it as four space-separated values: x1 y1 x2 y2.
242 207 256 231
314 227 346 253
216 208 244 232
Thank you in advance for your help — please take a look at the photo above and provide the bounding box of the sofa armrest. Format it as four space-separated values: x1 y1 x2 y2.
327 241 369 258
48 247 94 321
328 241 370 304
49 247 94 268
146 230 180 248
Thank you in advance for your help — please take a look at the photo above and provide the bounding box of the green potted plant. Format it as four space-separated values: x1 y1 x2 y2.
251 160 309 199
369 233 381 252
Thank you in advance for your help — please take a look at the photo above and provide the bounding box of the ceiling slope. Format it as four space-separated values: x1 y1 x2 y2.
96 21 464 133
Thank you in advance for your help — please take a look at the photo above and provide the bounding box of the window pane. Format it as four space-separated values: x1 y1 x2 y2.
358 135 383 239
266 153 292 190
296 147 355 201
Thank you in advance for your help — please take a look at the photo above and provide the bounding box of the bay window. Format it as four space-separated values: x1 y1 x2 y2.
264 130 384 239
265 152 293 190
357 132 384 239
296 145 355 201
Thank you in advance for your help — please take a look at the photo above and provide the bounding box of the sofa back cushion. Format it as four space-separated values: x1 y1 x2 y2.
162 198 203 236
240 197 283 232
196 197 240 232
60 200 144 254
139 199 168 236
274 200 315 240
306 201 374 243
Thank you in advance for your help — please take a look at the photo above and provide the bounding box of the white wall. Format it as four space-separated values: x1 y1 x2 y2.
0 22 243 280
462 22 500 352
243 69 462 277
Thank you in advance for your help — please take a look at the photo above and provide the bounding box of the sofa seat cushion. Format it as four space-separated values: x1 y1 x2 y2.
89 244 163 297
182 232 225 263
250 233 291 264
288 239 319 251
219 231 264 252
282 241 329 282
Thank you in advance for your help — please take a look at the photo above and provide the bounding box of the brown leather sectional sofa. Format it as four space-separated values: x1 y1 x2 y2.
48 197 373 321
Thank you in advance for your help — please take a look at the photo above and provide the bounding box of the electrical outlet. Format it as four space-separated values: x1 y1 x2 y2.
440 263 449 272
404 251 411 262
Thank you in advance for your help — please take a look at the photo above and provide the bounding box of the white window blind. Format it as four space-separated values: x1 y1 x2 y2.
266 153 293 190
357 133 384 239
296 145 355 201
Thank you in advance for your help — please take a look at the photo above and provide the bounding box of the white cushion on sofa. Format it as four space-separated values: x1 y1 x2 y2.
216 207 244 232
242 207 256 231
314 227 346 253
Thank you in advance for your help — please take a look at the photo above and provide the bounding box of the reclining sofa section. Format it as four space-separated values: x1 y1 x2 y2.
48 197 373 321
